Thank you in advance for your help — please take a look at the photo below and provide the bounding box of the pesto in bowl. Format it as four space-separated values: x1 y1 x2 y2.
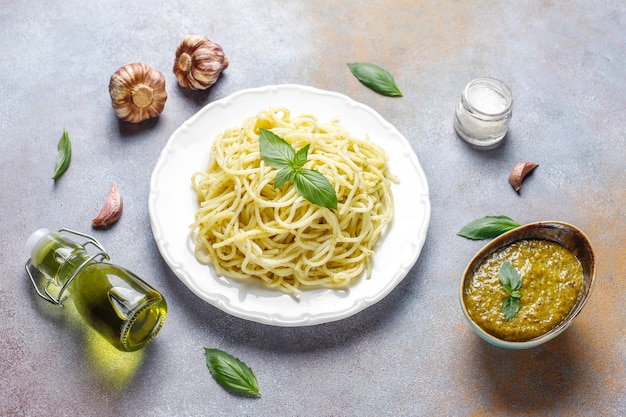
460 221 595 349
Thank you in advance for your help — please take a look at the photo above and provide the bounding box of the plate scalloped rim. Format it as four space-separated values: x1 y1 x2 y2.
149 84 430 326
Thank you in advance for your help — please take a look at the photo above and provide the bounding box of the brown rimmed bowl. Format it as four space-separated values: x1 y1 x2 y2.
460 221 595 349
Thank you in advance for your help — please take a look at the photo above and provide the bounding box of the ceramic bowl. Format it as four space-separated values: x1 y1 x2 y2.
460 221 595 349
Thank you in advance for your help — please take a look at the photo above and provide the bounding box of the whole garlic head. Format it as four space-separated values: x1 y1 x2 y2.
109 63 167 123
174 34 229 90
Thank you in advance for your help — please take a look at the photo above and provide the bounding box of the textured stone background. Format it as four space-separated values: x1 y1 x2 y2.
1 1 624 416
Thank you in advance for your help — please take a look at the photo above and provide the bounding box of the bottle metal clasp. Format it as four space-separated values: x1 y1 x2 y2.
25 228 110 307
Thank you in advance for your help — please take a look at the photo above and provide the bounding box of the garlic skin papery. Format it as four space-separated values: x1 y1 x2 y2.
509 161 538 192
173 34 229 90
109 63 167 123
92 181 123 228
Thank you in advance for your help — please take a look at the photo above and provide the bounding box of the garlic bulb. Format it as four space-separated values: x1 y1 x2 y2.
174 34 229 90
109 63 167 123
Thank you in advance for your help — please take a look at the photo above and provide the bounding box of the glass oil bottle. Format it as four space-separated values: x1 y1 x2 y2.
25 228 167 352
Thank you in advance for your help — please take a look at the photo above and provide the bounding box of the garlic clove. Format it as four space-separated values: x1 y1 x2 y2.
109 63 167 123
92 181 123 228
174 34 229 90
509 161 538 192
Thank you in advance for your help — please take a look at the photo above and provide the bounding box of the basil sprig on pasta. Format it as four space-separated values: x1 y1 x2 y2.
259 128 338 209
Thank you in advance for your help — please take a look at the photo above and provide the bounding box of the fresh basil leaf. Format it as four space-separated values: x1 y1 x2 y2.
274 167 296 188
502 297 520 322
294 169 338 209
499 261 522 291
347 62 403 97
259 128 294 169
501 284 513 296
204 348 260 398
500 261 523 321
457 215 521 240
258 130 338 209
292 143 309 170
52 129 72 180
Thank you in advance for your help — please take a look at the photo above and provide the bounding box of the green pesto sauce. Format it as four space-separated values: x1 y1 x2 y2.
464 239 583 342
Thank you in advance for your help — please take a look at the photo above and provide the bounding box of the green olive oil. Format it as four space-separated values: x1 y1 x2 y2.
29 230 167 352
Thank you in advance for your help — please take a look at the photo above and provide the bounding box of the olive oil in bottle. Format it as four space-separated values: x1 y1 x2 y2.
25 228 167 352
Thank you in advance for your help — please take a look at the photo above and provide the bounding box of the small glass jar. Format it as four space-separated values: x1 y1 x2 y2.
454 78 513 149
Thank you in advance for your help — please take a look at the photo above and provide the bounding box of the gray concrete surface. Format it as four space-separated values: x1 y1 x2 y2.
1 1 625 416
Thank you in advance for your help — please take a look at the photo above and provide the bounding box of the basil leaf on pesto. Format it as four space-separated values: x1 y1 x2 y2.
502 297 521 322
457 215 520 240
52 129 72 180
499 261 522 292
347 62 403 97
204 348 261 397
500 261 523 321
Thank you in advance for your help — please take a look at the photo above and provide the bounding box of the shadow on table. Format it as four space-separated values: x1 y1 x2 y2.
464 325 594 415
157 251 427 354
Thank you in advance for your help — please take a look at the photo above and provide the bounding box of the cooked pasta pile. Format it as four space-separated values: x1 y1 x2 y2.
191 107 396 294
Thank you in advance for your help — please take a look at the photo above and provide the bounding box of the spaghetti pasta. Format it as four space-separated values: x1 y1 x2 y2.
191 107 396 294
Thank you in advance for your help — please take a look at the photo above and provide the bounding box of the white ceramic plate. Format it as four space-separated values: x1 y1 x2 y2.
149 84 430 326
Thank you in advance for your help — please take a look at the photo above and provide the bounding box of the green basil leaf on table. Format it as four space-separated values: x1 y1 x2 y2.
204 348 261 397
457 215 521 240
347 62 403 97
52 129 72 180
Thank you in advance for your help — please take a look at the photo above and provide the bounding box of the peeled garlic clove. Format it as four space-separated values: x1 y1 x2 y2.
109 63 167 123
92 181 123 228
174 34 229 90
509 161 538 192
